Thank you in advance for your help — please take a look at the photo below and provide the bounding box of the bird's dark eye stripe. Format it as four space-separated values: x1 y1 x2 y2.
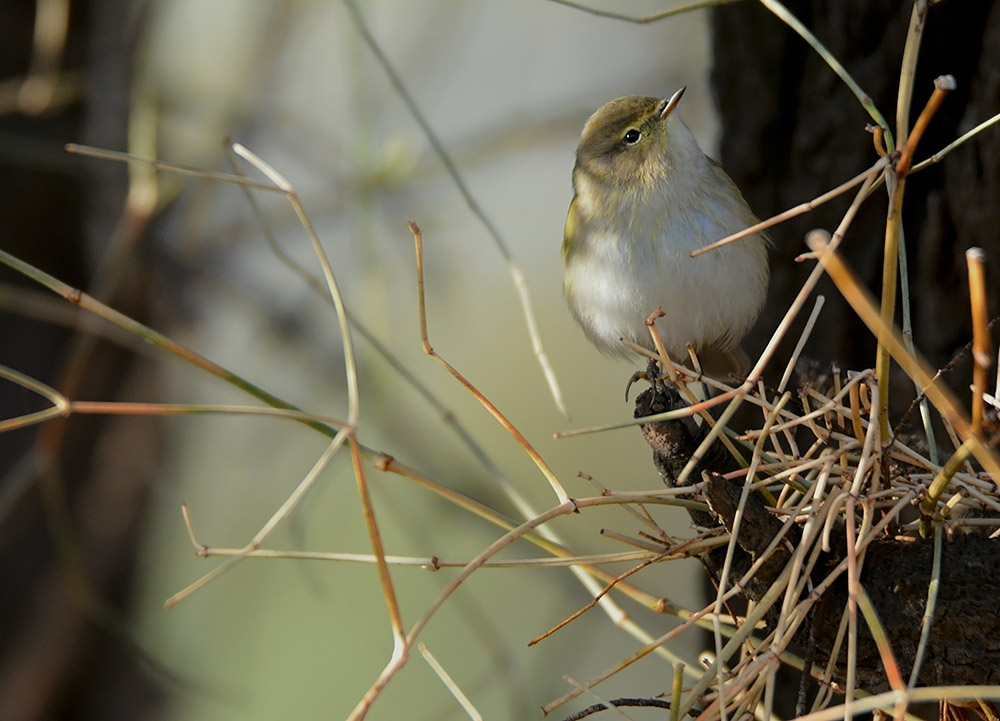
623 129 641 145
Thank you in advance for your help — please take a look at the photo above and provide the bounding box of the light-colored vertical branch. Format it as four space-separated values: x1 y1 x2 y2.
896 223 938 464
877 75 957 437
875 170 904 439
895 0 930 151
967 248 990 437
875 0 931 438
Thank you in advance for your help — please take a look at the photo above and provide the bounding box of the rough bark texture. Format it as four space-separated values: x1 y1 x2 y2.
636 385 1000 693
705 4 1000 703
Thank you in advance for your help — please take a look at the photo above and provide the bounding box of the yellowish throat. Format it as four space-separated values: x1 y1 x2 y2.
562 88 769 379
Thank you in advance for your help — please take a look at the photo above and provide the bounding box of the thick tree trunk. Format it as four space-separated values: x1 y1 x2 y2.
711 0 1000 392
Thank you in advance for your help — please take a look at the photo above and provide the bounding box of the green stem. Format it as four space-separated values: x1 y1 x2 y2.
896 224 938 464
876 173 905 439
919 437 973 536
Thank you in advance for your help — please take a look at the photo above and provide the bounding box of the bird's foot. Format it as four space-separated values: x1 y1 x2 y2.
625 357 667 401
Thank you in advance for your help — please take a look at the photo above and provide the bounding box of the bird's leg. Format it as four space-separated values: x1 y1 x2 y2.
647 356 666 394
624 357 664 402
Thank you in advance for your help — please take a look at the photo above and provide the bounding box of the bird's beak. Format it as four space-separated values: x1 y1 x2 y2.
659 86 686 119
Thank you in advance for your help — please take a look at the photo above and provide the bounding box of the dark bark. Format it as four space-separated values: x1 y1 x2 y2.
705 4 1000 706
711 0 1000 407
0 2 164 719
635 385 1000 693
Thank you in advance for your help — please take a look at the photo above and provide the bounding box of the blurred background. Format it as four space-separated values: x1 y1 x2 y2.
1 2 717 720
2 1 998 720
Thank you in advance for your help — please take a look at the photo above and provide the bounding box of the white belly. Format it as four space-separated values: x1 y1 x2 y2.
564 211 767 362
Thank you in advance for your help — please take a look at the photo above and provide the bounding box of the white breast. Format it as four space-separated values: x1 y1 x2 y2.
564 121 768 365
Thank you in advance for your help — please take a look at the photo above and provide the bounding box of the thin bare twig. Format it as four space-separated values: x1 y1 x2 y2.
341 0 567 417
967 248 990 437
547 0 741 24
409 221 571 505
807 232 1000 482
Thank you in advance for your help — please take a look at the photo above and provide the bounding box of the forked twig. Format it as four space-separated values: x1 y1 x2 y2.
354 489 695 721
409 221 572 506
65 143 281 193
165 428 353 607
0 248 342 435
875 75 956 438
896 75 957 177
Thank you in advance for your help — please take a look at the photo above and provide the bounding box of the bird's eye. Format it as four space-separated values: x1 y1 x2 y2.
623 129 641 145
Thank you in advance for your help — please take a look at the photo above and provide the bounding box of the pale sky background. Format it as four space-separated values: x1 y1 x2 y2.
127 2 729 719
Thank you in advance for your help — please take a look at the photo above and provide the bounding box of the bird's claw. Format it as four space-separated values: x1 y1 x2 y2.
625 358 665 401
625 370 645 402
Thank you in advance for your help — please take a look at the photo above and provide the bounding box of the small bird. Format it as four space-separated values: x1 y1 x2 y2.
562 88 769 379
